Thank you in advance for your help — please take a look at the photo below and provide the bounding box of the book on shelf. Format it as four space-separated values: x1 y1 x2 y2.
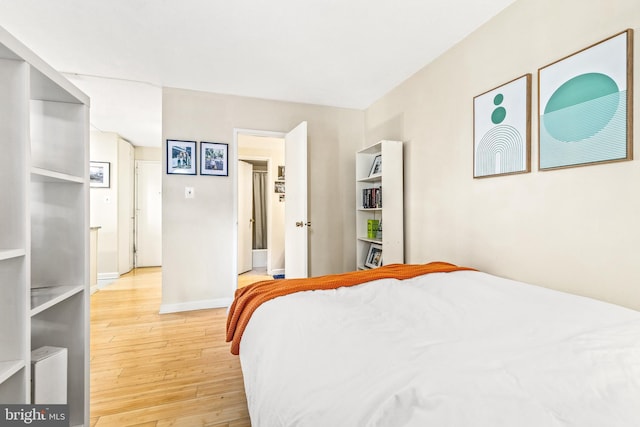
362 186 382 209
367 219 380 239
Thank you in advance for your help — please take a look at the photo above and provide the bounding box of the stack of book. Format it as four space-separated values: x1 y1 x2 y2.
362 187 382 208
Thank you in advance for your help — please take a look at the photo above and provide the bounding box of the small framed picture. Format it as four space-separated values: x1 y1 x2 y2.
90 161 110 188
277 165 285 180
167 139 196 175
369 154 382 176
200 142 229 176
365 243 383 269
274 181 285 193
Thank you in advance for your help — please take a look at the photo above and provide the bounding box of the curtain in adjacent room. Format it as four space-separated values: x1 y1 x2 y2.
252 171 268 249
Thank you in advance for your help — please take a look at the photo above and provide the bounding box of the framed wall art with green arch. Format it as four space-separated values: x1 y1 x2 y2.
473 73 532 178
538 29 633 171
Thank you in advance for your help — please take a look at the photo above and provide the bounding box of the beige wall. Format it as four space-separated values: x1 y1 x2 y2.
365 0 640 309
135 146 162 161
161 88 363 311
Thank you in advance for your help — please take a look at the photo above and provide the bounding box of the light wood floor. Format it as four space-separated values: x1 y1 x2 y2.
237 270 272 289
90 267 261 427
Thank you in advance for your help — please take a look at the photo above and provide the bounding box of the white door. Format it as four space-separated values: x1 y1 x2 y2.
135 161 162 267
284 121 308 278
238 160 253 274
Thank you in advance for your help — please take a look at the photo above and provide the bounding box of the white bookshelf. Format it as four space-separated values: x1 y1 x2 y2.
355 140 404 269
0 25 89 425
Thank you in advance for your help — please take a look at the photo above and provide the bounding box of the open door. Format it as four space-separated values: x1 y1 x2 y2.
238 160 253 274
284 121 308 278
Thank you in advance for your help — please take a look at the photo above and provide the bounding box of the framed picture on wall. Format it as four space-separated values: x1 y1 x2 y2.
90 161 110 188
274 181 285 194
167 139 197 175
365 243 383 269
473 74 532 178
200 142 229 176
538 29 633 170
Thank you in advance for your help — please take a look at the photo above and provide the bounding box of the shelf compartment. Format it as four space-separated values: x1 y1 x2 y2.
0 57 28 251
0 249 26 261
31 292 87 427
31 167 84 184
0 365 26 403
30 99 88 177
31 181 86 288
0 255 27 366
30 285 84 317
0 360 25 385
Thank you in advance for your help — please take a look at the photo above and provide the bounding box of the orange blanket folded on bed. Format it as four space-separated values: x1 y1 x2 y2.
226 261 474 355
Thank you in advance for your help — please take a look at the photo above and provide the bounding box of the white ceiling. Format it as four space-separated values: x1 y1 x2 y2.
0 0 516 146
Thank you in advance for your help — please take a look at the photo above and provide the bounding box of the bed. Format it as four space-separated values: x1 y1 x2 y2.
226 262 640 426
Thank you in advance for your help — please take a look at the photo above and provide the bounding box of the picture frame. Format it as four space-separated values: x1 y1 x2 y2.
538 29 633 170
368 154 382 176
167 139 197 175
274 181 285 194
90 161 110 188
473 74 531 178
365 243 383 269
277 165 285 181
200 142 229 176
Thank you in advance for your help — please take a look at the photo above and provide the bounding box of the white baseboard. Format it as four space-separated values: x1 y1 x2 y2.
97 272 119 281
159 297 233 314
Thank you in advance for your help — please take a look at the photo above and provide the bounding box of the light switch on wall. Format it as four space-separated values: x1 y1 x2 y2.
185 187 194 198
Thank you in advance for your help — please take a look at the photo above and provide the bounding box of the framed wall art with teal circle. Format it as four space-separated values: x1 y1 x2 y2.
538 29 633 171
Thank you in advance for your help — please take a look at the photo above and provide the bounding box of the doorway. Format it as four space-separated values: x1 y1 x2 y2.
135 160 162 267
233 122 309 291
237 135 285 281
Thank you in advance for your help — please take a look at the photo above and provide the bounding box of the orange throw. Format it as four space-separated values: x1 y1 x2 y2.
226 261 474 355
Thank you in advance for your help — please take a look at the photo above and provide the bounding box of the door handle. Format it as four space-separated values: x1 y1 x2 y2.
295 221 311 227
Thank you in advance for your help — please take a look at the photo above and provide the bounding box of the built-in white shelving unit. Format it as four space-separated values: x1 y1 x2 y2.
355 140 404 269
0 25 89 426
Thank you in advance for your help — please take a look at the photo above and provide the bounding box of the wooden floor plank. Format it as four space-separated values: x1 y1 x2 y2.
91 267 254 426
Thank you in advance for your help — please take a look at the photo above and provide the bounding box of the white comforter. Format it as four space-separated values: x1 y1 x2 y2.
239 270 640 427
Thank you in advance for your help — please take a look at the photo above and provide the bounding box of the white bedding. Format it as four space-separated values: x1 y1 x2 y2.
239 270 640 427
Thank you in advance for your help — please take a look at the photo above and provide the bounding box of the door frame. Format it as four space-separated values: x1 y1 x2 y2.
232 128 286 292
134 159 162 268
